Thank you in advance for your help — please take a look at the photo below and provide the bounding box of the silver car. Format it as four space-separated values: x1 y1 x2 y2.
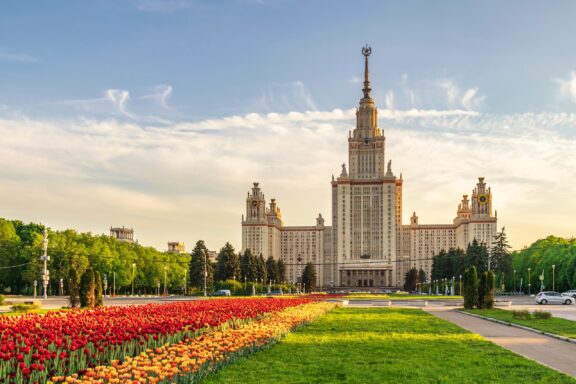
536 291 575 305
561 289 576 299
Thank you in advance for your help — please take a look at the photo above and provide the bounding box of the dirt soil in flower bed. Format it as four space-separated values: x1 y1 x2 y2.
203 307 576 383
0 298 315 383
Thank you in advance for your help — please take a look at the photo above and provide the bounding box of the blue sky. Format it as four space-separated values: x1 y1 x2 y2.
1 1 576 251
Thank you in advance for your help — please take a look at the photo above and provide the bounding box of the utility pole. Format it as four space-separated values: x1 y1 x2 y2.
41 228 50 299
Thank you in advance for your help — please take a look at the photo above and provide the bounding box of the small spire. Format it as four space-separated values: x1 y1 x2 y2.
362 45 372 99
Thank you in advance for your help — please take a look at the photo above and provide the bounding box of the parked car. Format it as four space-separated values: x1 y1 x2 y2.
561 290 576 298
535 291 575 305
211 289 231 297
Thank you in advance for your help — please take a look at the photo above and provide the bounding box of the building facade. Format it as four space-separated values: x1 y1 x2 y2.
241 48 497 288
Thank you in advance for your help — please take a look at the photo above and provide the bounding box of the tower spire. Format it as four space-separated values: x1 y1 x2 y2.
362 45 372 99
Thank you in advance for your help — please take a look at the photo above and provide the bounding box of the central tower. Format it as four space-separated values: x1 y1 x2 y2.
328 46 403 288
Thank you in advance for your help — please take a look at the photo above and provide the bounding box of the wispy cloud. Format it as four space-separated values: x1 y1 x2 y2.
0 108 574 251
137 0 192 13
140 85 173 109
0 49 38 63
255 81 317 112
555 70 576 104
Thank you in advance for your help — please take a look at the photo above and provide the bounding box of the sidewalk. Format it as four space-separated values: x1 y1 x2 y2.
426 307 576 378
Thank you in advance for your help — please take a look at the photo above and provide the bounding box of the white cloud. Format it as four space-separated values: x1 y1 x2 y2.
0 108 574 252
437 79 485 111
140 85 173 109
555 71 576 104
255 81 317 112
0 49 38 63
385 91 395 109
105 89 133 118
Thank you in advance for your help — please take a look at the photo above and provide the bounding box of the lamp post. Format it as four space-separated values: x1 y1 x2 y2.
459 274 462 296
163 266 168 296
552 265 556 292
528 268 531 295
513 270 516 294
113 271 116 297
41 228 50 299
59 278 64 296
297 255 303 294
131 263 136 296
202 249 207 297
33 280 37 299
103 274 108 297
157 280 160 296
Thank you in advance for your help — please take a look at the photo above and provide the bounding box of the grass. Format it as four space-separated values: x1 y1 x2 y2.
201 307 575 383
345 294 462 300
465 308 576 339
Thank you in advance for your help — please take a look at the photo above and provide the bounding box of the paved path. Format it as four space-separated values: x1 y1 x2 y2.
426 307 576 378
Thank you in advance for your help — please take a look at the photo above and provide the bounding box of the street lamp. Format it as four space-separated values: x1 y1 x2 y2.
459 274 462 296
513 270 516 294
163 266 168 296
157 280 160 296
59 278 64 296
103 274 108 297
33 280 37 299
297 255 303 294
528 268 531 295
552 265 556 291
41 228 50 299
183 269 187 296
131 263 136 296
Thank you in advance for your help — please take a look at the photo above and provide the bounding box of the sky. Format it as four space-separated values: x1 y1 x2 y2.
1 0 576 252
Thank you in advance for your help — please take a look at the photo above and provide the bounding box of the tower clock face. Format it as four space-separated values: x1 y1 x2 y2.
478 194 488 204
251 200 258 207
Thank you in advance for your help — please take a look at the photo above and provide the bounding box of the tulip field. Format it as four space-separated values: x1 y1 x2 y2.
0 298 335 383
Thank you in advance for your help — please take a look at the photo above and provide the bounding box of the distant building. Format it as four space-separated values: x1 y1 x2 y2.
167 241 186 254
110 226 135 244
241 47 497 289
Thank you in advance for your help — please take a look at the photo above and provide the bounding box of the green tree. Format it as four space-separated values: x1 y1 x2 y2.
189 240 214 292
478 272 486 309
418 269 427 284
215 242 237 281
79 268 96 308
491 227 512 278
265 256 280 283
466 239 489 274
404 268 419 292
277 259 287 284
256 254 267 284
463 266 479 309
301 262 317 293
94 270 104 307
483 271 496 309
69 269 80 307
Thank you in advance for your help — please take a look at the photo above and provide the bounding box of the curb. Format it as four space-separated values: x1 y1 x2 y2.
456 310 576 345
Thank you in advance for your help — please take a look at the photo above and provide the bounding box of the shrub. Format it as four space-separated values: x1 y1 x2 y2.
483 271 496 309
0 294 5 305
512 310 531 320
69 272 80 308
94 271 104 307
463 267 479 309
11 303 40 312
533 310 552 319
80 268 96 308
214 279 244 295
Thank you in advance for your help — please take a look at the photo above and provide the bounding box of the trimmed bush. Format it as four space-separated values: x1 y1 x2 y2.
11 303 40 312
483 271 496 309
0 294 5 305
512 310 531 320
463 266 479 309
533 311 552 319
94 271 104 307
80 268 96 308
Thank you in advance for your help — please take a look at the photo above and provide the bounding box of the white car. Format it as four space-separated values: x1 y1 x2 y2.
561 290 576 299
535 291 575 305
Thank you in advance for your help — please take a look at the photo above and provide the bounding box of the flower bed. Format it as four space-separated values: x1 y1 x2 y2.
0 298 314 383
50 301 336 383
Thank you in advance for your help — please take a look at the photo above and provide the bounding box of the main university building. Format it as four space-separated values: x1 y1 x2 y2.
241 48 497 289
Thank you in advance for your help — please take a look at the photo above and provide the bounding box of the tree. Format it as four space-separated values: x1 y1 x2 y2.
491 227 512 277
466 239 489 275
69 267 80 308
94 270 104 307
481 271 496 309
418 269 427 285
478 271 486 309
301 262 316 293
189 240 214 292
215 242 237 281
277 259 287 284
404 268 419 292
266 256 280 283
257 254 267 284
463 266 479 309
79 268 96 308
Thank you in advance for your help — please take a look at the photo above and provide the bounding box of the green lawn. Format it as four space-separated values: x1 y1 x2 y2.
202 307 575 383
465 308 576 339
345 294 462 300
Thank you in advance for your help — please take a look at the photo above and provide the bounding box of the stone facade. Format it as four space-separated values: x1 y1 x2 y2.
241 48 497 288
